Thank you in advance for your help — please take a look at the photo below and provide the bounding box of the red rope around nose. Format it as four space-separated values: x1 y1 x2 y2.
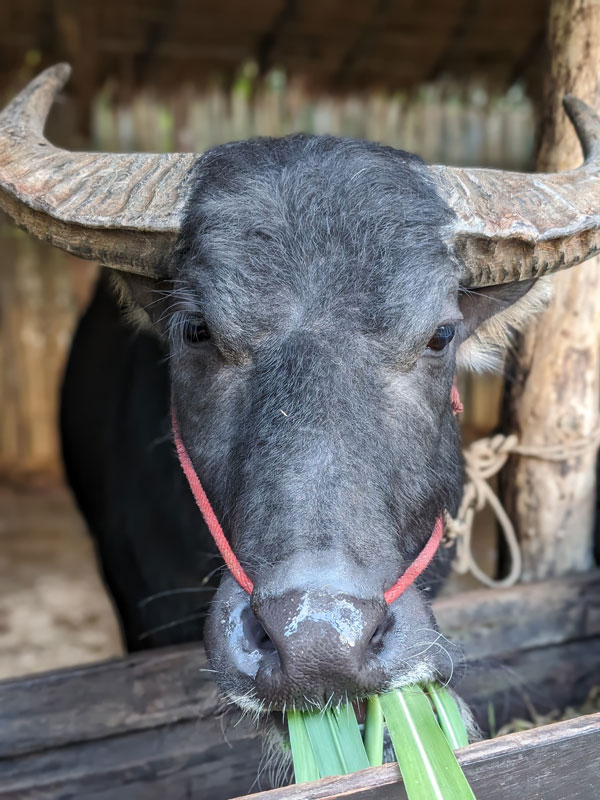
383 515 444 604
171 385 462 605
171 410 254 595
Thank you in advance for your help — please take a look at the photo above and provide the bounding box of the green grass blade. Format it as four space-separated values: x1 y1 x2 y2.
331 703 371 771
363 695 384 766
380 687 476 800
426 683 469 749
487 701 497 739
287 710 320 784
293 704 370 779
302 710 346 777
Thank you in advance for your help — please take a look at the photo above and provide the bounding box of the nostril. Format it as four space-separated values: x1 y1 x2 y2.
368 613 394 655
256 625 278 656
242 606 280 664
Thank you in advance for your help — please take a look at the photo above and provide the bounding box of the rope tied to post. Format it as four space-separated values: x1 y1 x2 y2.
445 422 600 588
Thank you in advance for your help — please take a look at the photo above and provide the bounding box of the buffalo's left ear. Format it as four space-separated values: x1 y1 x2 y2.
457 277 552 372
109 271 173 336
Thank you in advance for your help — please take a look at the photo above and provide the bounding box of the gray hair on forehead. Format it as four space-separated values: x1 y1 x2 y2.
173 134 458 357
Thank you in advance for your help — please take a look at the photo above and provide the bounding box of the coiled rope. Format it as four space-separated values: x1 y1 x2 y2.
445 424 600 588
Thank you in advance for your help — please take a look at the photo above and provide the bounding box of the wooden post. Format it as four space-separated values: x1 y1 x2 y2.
502 0 600 581
54 0 99 140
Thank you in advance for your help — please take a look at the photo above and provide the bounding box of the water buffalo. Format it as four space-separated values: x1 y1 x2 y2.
1 65 599 716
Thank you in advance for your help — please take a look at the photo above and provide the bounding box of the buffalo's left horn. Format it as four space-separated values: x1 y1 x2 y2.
430 96 600 287
0 64 199 278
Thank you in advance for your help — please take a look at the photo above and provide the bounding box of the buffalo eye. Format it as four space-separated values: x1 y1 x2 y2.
183 318 211 346
426 324 455 352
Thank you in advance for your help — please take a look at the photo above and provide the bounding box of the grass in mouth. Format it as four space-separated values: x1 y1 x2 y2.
287 683 476 799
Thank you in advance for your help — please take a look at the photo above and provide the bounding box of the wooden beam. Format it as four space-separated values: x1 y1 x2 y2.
427 0 481 82
256 0 299 76
2 638 598 799
238 712 600 800
133 0 179 87
435 569 600 659
331 0 395 88
53 0 100 138
501 0 600 580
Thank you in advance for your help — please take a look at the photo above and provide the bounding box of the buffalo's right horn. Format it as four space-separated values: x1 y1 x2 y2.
430 96 600 288
0 64 199 278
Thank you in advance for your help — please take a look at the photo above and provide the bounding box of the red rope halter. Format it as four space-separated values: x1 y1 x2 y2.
172 384 462 604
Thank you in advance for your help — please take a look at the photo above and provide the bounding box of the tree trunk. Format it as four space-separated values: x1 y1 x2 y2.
502 0 600 581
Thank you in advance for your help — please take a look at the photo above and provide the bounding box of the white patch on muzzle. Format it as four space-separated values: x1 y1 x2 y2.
284 591 366 647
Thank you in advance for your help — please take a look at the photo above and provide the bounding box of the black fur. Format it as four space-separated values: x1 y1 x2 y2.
61 272 219 650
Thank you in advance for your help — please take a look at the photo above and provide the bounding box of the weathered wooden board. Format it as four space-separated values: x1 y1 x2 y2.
2 645 218 759
2 715 264 800
435 569 600 659
2 636 599 800
1 572 599 799
458 636 600 729
239 713 600 800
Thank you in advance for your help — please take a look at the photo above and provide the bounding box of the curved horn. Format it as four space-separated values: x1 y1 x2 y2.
429 96 600 288
0 64 199 278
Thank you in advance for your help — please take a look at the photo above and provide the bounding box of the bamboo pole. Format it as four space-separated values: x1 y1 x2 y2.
502 0 600 580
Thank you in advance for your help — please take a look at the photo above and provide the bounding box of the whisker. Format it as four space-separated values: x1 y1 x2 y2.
137 610 208 640
138 586 215 608
432 642 455 686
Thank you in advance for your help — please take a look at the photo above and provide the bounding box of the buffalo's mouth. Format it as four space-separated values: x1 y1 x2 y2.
249 684 475 789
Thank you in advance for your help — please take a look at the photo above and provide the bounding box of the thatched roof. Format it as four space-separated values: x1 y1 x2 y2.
2 0 549 97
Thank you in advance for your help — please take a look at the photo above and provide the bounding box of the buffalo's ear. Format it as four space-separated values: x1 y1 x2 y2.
109 271 172 336
457 277 552 372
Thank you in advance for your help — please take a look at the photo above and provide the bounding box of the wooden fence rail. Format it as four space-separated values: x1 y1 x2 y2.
241 713 600 800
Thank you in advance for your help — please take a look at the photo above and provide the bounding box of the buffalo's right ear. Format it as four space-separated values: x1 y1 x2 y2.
109 271 172 337
457 277 552 372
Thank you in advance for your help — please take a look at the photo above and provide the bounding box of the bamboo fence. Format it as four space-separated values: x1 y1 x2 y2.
0 75 534 484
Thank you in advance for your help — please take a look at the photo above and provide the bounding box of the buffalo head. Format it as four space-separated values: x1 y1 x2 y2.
2 65 599 713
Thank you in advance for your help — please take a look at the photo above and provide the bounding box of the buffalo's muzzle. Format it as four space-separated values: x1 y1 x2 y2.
206 573 458 709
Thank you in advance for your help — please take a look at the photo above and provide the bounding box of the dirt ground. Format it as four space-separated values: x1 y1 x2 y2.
0 486 123 680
